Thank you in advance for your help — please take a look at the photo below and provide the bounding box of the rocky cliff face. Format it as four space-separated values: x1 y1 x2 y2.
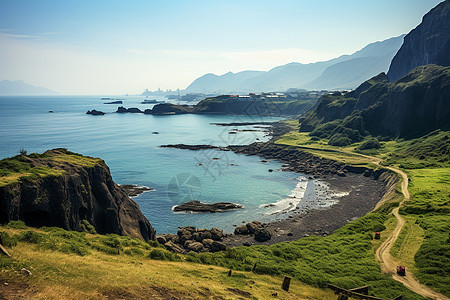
300 65 450 138
387 0 450 82
0 149 155 241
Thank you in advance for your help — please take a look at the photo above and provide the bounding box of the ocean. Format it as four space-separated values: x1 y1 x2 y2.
0 95 315 234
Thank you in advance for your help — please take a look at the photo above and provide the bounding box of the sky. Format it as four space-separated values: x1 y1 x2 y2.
0 0 444 95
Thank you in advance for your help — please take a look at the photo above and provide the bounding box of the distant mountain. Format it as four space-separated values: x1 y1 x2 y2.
186 71 264 94
185 35 405 93
0 80 57 95
387 0 450 81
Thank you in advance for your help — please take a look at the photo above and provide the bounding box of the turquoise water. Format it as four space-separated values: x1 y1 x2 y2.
0 96 305 234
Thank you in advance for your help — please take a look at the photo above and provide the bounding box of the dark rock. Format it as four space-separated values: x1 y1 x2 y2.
173 201 243 213
177 226 196 236
115 106 143 113
287 232 293 236
210 227 224 241
246 221 263 234
0 148 155 241
120 184 154 197
156 236 166 245
162 234 178 243
387 1 450 82
86 109 105 115
234 225 249 235
243 242 252 246
210 241 227 252
254 229 271 242
164 241 186 254
184 240 205 252
202 238 214 248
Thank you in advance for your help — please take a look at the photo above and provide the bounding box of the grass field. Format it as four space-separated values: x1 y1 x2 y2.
0 223 336 299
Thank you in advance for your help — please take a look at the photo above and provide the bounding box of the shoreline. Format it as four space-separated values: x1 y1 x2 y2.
160 121 394 247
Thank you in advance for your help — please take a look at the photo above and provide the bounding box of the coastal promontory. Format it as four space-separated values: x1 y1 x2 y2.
0 148 155 241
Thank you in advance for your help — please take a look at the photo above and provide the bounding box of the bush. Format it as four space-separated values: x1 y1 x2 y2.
18 230 43 244
359 138 381 150
80 220 97 234
0 231 18 247
148 249 179 261
328 133 352 146
6 220 27 229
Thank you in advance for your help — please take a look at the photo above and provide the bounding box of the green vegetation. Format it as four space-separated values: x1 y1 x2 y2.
0 222 335 299
0 148 102 187
275 124 450 297
359 138 381 150
194 96 316 116
186 205 422 299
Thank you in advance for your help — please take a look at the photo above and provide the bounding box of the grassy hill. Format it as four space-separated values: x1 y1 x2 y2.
0 221 336 299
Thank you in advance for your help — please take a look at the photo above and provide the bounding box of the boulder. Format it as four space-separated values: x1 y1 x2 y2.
234 225 249 235
210 227 224 241
246 221 263 234
178 226 196 235
184 240 205 252
179 232 192 244
163 234 178 243
202 238 214 248
210 241 227 252
254 229 271 242
164 241 186 254
156 236 166 245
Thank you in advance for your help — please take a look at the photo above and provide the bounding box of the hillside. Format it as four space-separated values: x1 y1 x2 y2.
0 148 155 241
0 80 57 95
299 65 450 140
185 35 404 93
387 0 450 81
193 95 317 116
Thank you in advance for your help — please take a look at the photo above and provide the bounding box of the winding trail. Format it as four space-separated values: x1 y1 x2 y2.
375 166 448 300
294 145 448 299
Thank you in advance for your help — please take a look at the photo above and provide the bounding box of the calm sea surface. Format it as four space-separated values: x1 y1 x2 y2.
0 95 310 233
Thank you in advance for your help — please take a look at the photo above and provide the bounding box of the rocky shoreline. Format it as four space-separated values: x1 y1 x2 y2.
158 121 394 250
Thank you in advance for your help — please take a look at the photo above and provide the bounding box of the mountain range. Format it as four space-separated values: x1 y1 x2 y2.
0 80 57 95
185 35 405 93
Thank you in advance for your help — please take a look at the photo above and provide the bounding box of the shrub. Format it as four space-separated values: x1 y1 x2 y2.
18 230 43 244
80 220 97 234
328 133 352 146
6 220 27 229
148 249 179 261
359 138 381 150
0 231 18 247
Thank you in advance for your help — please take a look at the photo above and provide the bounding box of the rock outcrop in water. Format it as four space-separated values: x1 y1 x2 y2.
387 0 450 82
173 201 243 213
0 148 155 241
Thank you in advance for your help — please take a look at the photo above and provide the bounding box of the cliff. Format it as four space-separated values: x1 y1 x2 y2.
0 148 155 241
300 65 450 139
387 0 450 81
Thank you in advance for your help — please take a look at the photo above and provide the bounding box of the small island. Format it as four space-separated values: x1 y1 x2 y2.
173 201 243 213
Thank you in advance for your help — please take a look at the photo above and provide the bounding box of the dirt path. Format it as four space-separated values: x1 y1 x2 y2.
375 167 448 300
295 145 448 299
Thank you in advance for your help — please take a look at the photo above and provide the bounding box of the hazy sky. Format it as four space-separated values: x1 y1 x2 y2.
0 0 444 94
